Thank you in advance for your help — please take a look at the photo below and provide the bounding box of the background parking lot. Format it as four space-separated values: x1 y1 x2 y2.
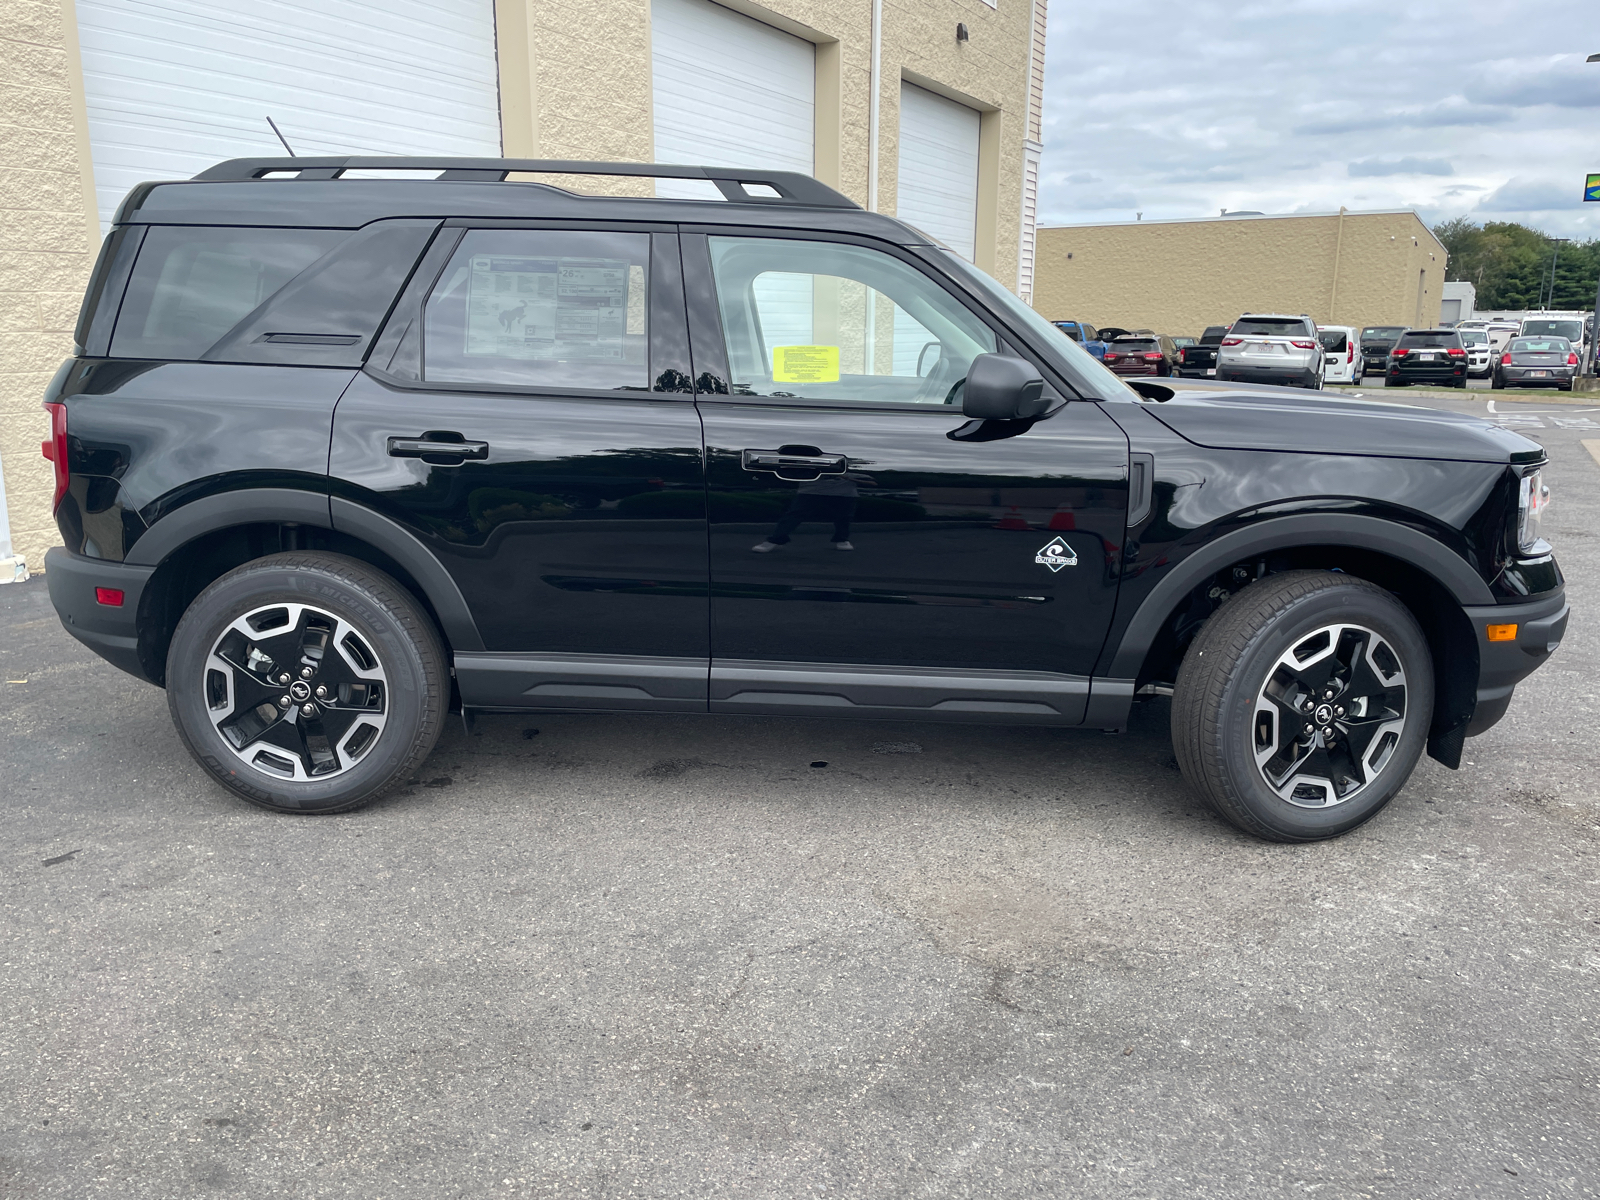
2 392 1596 1198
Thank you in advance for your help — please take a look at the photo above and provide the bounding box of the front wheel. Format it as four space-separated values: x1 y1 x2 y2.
166 553 448 813
1171 571 1433 842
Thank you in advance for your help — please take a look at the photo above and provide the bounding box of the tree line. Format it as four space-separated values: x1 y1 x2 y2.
1433 218 1600 312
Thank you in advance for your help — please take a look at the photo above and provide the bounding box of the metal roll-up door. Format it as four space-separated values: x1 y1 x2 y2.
74 0 502 230
651 0 815 201
897 84 981 262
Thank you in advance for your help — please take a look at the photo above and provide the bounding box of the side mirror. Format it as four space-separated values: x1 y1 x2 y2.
962 353 1048 421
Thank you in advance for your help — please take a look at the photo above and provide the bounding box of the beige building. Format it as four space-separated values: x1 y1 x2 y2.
1031 209 1449 338
0 0 1046 578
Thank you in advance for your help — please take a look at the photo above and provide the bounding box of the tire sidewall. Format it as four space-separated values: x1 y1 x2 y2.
167 559 436 812
1212 584 1434 839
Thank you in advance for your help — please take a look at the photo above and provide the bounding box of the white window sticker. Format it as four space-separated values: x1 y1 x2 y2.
465 255 635 361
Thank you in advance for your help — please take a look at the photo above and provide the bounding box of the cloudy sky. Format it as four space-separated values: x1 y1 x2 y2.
1037 0 1600 238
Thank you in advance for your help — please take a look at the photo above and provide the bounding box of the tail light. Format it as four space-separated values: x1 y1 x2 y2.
1143 352 1163 361
1220 337 1242 346
1346 345 1353 363
1501 353 1512 365
1391 348 1410 357
1178 348 1189 362
1289 339 1316 350
1446 347 1465 357
41 401 68 510
1568 352 1579 366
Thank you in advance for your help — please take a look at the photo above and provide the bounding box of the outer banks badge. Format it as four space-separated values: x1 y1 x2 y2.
1035 537 1078 572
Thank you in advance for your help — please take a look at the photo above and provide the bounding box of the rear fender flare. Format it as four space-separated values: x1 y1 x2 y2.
127 487 483 652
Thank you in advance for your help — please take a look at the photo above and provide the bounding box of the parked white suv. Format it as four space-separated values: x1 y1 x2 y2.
1217 314 1323 389
1456 326 1494 378
1317 325 1364 385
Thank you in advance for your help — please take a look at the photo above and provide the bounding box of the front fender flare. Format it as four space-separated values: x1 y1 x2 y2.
1103 512 1494 679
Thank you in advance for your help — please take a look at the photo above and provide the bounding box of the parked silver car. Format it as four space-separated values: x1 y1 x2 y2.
1216 314 1324 389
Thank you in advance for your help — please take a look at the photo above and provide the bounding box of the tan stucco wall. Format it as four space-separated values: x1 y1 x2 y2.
494 0 1035 285
0 0 97 573
1031 211 1448 336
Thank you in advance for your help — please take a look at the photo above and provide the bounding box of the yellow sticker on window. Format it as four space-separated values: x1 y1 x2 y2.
772 344 840 383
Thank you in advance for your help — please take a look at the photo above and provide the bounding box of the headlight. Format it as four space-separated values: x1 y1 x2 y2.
1517 468 1550 553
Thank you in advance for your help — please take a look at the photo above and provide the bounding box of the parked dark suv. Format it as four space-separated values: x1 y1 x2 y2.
43 157 1566 842
1386 329 1469 388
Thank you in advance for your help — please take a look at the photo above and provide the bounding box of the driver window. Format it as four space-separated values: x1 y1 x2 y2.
707 236 996 404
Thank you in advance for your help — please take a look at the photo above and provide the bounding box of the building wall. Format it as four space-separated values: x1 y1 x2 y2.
494 0 1037 283
0 0 98 575
1031 210 1448 336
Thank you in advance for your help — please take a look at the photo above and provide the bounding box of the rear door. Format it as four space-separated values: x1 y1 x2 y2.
684 230 1129 725
331 222 710 712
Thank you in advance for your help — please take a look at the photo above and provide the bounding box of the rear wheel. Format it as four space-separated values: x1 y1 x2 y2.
1171 571 1433 842
166 553 447 813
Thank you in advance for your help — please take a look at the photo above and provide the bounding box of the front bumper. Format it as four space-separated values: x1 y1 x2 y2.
44 546 158 683
1463 590 1568 736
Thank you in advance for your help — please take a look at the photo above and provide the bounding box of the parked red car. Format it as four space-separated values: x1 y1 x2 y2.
1101 334 1178 377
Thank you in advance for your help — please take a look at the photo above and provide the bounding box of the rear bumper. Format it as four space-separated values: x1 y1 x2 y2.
1463 590 1568 736
1500 366 1575 386
44 547 158 684
1390 364 1466 383
1217 363 1319 387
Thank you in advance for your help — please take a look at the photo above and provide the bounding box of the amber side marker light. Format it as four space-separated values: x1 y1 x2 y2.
94 587 124 607
1486 624 1517 642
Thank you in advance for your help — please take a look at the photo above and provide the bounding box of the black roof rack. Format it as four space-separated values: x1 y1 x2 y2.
190 157 859 209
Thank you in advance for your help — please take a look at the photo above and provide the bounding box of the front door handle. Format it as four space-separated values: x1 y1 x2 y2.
387 434 490 461
741 448 848 476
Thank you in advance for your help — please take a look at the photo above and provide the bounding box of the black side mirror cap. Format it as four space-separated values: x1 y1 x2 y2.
961 353 1048 421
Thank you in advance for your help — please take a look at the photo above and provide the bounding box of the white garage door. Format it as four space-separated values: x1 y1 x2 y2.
74 0 502 229
897 84 981 262
651 0 814 202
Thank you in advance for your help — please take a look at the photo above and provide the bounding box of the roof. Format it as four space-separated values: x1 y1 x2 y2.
1038 207 1434 230
114 156 930 241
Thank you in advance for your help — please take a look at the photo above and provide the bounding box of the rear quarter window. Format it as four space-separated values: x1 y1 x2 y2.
112 226 344 360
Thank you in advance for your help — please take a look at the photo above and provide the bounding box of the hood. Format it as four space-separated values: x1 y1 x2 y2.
1137 381 1542 464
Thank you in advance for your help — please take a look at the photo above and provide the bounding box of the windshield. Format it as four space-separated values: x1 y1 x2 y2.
1231 317 1310 337
1509 338 1569 353
1458 330 1488 346
934 249 1130 401
1052 323 1082 342
1522 320 1583 341
1362 326 1406 340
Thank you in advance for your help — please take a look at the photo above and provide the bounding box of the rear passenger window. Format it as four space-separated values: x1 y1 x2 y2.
112 226 343 359
422 229 651 390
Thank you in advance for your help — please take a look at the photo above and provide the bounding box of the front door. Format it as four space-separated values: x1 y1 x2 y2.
331 224 709 712
684 232 1129 725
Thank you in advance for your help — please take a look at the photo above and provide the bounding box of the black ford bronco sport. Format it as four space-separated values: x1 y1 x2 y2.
43 157 1566 842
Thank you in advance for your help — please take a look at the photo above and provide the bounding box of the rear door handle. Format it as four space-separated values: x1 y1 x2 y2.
387 434 489 461
741 448 847 474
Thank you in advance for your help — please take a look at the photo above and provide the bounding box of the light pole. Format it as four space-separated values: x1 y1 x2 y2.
1587 53 1599 377
1538 237 1570 310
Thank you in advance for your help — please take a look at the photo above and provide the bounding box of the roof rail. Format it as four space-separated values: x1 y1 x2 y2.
189 157 859 209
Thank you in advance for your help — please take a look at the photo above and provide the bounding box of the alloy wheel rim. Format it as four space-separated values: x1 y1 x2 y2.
1250 622 1408 809
203 603 389 782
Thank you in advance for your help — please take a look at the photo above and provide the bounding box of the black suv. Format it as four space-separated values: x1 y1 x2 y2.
42 157 1567 842
1386 328 1469 388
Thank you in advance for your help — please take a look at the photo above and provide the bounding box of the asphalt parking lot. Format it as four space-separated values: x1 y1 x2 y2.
2 392 1597 1199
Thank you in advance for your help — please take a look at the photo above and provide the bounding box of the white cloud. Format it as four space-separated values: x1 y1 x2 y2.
1038 1 1600 238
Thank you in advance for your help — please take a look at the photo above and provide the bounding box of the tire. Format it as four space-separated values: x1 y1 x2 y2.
166 552 448 814
1171 570 1433 842
1453 378 1468 389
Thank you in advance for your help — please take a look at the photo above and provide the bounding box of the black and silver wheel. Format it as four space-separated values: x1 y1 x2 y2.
1172 571 1433 841
166 553 447 813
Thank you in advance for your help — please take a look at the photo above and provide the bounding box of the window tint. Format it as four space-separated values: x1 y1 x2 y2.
1318 331 1348 352
707 237 996 405
1231 317 1310 336
423 229 650 389
1509 338 1568 353
1397 331 1460 349
112 226 343 359
1054 323 1082 342
1110 338 1158 352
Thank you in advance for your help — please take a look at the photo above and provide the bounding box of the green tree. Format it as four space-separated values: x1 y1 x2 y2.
1435 218 1600 311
